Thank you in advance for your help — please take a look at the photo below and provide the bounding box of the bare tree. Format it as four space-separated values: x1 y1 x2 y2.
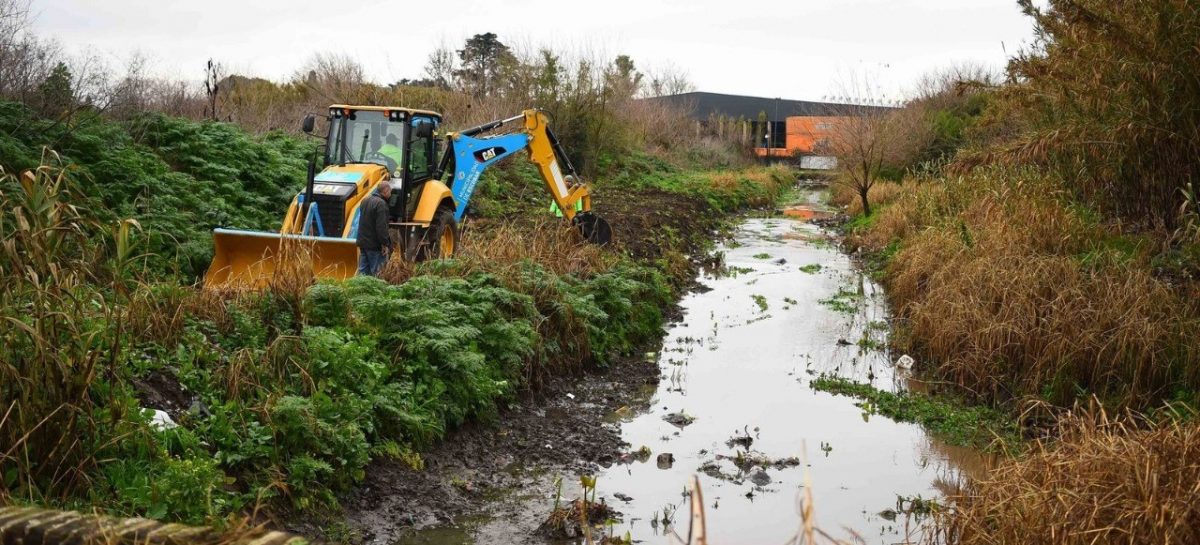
203 58 223 121
108 52 151 118
294 52 366 103
644 63 695 97
0 0 62 102
822 74 922 215
422 41 456 89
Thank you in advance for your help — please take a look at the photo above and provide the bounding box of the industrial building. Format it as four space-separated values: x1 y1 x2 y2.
647 91 890 163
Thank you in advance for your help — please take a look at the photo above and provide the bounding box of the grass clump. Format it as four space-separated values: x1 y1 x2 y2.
811 376 1019 450
818 287 862 314
934 409 1200 545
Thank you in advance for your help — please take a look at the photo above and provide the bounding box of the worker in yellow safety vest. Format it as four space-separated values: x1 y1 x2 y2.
378 134 404 168
549 174 584 217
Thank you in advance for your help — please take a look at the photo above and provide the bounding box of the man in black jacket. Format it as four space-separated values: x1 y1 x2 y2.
356 182 393 276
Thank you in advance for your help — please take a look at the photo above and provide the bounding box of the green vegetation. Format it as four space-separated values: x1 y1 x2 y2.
750 294 768 312
752 253 771 259
856 334 885 352
605 152 791 213
798 263 822 274
0 100 309 278
811 376 1019 451
0 155 675 521
818 287 862 314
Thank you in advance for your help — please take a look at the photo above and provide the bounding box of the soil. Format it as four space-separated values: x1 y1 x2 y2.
132 369 194 420
594 187 718 261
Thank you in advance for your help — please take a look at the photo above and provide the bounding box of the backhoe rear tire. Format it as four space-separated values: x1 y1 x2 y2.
416 206 458 261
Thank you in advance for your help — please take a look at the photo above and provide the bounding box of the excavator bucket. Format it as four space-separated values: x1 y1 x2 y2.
204 228 359 289
573 212 612 245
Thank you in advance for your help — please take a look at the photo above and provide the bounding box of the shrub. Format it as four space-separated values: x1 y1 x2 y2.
964 0 1200 227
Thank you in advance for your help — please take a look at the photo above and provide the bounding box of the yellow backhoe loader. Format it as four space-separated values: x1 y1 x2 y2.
204 106 611 288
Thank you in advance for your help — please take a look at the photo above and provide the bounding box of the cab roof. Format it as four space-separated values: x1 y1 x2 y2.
329 104 442 119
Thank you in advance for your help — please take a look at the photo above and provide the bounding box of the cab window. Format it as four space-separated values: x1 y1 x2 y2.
326 110 405 173
408 116 437 181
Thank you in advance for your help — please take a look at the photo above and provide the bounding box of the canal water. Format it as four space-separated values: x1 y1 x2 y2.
400 189 981 544
590 201 980 544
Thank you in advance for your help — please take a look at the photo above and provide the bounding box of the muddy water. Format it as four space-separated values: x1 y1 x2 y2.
397 189 982 544
592 207 980 544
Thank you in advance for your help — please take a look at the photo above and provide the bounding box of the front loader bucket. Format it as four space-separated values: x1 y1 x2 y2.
205 228 359 289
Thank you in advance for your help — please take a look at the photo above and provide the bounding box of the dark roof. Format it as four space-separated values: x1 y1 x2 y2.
646 91 891 121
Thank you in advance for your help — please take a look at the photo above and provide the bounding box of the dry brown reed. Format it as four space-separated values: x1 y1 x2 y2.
0 156 119 500
376 218 611 284
929 406 1200 545
457 218 613 278
875 169 1200 409
832 179 903 217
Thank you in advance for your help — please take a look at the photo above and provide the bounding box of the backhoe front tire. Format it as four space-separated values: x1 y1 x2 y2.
416 206 458 261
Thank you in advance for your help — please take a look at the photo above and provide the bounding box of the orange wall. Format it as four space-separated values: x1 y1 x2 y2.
752 116 845 156
785 116 842 154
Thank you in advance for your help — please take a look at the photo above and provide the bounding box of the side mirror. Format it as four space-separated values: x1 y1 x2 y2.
301 114 316 134
414 123 433 139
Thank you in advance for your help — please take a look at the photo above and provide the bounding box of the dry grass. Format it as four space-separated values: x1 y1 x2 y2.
832 179 904 217
930 407 1200 545
376 218 612 285
457 218 613 277
873 169 1200 409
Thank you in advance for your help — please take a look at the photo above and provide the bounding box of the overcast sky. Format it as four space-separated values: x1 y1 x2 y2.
29 0 1036 101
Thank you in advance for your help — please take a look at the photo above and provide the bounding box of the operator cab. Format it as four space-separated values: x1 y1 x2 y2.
304 105 441 185
304 105 442 222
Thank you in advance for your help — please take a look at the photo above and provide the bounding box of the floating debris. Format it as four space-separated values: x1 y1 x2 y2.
663 411 696 428
725 429 754 450
538 498 620 539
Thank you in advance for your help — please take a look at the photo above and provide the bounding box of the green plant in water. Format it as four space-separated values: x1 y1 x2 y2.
811 375 1020 451
819 288 863 314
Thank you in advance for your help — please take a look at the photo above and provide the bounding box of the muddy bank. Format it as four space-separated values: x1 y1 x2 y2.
308 354 662 543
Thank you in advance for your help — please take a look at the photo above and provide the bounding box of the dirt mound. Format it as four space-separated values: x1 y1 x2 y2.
594 187 713 261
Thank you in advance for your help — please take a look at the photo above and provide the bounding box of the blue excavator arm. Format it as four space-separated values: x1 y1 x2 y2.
433 110 610 244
